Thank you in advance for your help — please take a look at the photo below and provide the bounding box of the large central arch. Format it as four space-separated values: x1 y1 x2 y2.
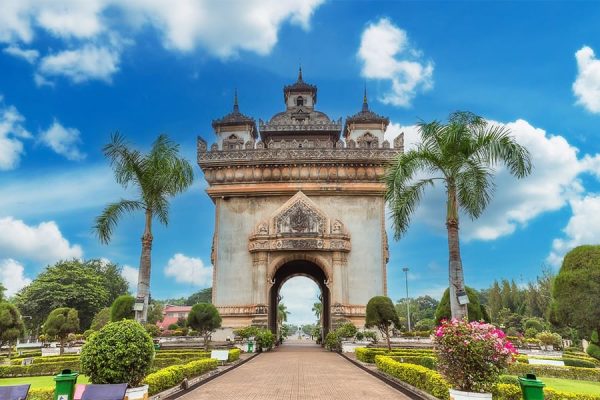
268 259 331 338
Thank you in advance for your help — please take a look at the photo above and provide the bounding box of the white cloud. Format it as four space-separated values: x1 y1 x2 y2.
3 45 39 63
0 99 32 170
385 118 592 242
39 119 86 161
279 276 320 326
0 0 325 84
573 46 600 113
0 165 121 217
358 18 433 107
38 44 120 83
547 195 600 267
121 265 139 290
0 258 31 297
0 217 83 265
164 253 212 287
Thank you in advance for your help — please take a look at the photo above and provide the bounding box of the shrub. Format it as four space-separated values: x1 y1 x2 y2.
536 330 562 348
435 287 488 324
0 302 24 353
524 327 538 338
387 355 437 370
524 318 546 332
187 303 221 351
587 341 600 361
143 358 217 395
81 319 155 387
233 326 259 339
0 360 80 377
508 362 600 381
43 308 79 355
562 357 597 368
28 388 54 400
336 322 357 339
145 323 161 337
376 356 449 399
228 348 240 362
355 331 364 341
324 331 341 352
362 330 377 343
255 329 275 351
90 307 111 331
414 318 435 331
365 296 400 350
110 295 135 322
434 319 517 392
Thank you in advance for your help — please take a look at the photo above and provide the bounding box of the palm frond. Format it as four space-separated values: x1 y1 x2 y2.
456 160 494 219
93 199 144 244
103 132 145 189
387 178 435 239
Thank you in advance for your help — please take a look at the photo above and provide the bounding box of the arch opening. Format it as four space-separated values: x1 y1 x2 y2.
269 260 330 341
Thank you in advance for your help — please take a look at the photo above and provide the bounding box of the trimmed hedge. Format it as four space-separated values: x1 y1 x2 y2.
152 357 183 369
375 356 450 399
143 358 218 395
28 388 54 400
508 362 600 381
0 360 80 377
387 355 437 370
514 355 598 368
155 351 210 361
492 382 600 400
228 348 241 362
10 355 80 365
355 347 434 363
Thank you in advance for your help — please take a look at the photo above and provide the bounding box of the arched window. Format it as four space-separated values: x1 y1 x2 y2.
296 96 304 106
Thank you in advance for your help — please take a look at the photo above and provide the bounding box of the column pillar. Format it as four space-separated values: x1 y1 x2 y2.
255 251 268 305
331 251 344 305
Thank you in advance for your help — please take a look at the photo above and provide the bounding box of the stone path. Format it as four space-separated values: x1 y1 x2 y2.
179 342 412 400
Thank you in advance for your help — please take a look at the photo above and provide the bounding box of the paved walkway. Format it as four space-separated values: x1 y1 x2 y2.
179 342 411 400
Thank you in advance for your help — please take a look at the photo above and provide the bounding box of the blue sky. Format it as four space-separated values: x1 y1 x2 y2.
1 1 600 325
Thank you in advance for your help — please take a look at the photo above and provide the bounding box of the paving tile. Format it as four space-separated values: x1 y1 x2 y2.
179 342 412 400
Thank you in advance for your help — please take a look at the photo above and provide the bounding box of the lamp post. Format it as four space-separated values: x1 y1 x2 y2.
402 267 411 332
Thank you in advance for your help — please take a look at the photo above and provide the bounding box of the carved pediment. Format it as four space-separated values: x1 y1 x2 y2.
249 191 350 252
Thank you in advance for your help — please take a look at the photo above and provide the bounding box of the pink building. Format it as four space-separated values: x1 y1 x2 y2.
156 305 192 330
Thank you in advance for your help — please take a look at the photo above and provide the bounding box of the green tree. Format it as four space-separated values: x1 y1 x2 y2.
435 287 489 324
0 302 25 359
487 281 503 322
365 296 400 350
277 303 289 326
312 302 322 322
552 245 600 340
15 259 110 329
43 307 80 354
90 307 111 331
146 302 164 325
186 287 212 305
385 111 531 319
0 283 6 302
187 303 222 350
94 133 194 323
86 259 129 303
110 295 135 321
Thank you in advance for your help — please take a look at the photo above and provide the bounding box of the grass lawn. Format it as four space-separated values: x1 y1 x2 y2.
0 375 89 389
541 376 600 395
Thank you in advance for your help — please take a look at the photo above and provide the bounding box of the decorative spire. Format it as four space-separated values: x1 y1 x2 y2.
233 89 239 113
362 85 369 112
298 65 303 82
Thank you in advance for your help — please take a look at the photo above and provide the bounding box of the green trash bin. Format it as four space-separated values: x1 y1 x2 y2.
247 341 254 353
54 369 79 400
518 373 545 400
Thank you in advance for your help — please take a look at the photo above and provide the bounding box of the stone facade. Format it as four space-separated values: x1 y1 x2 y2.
197 71 403 334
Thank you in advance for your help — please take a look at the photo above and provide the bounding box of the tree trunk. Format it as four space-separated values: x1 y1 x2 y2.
446 182 468 321
384 326 391 350
203 333 210 351
135 210 153 324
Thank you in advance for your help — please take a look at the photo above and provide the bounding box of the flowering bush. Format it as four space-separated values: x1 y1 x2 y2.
434 319 517 392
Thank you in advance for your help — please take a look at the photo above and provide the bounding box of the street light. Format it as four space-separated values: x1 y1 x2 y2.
402 267 411 332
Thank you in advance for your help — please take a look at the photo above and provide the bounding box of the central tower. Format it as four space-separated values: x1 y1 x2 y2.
197 70 403 337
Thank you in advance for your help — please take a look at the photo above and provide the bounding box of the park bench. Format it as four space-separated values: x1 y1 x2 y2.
0 384 30 400
79 383 128 400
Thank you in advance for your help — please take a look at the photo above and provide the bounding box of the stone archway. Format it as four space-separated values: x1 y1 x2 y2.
268 259 331 339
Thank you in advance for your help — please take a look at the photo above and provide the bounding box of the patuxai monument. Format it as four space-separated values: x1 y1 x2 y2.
198 70 404 337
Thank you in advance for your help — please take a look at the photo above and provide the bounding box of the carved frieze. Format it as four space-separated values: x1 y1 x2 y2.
248 191 351 253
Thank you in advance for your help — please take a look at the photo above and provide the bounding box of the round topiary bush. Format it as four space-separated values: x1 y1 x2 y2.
110 295 135 322
81 319 155 387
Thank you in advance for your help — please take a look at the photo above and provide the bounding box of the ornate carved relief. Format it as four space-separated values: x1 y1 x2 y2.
248 191 351 253
394 132 404 150
223 134 244 150
357 132 379 149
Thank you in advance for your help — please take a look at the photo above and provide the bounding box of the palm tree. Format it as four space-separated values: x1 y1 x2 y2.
385 111 532 320
94 133 194 323
312 302 322 322
277 303 289 326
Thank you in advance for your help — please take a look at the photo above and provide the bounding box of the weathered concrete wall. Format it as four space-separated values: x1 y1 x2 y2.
213 193 386 308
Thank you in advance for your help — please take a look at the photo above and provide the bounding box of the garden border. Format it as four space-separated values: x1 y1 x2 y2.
338 352 434 400
151 353 260 400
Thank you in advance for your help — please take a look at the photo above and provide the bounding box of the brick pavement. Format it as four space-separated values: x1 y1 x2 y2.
179 342 412 400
